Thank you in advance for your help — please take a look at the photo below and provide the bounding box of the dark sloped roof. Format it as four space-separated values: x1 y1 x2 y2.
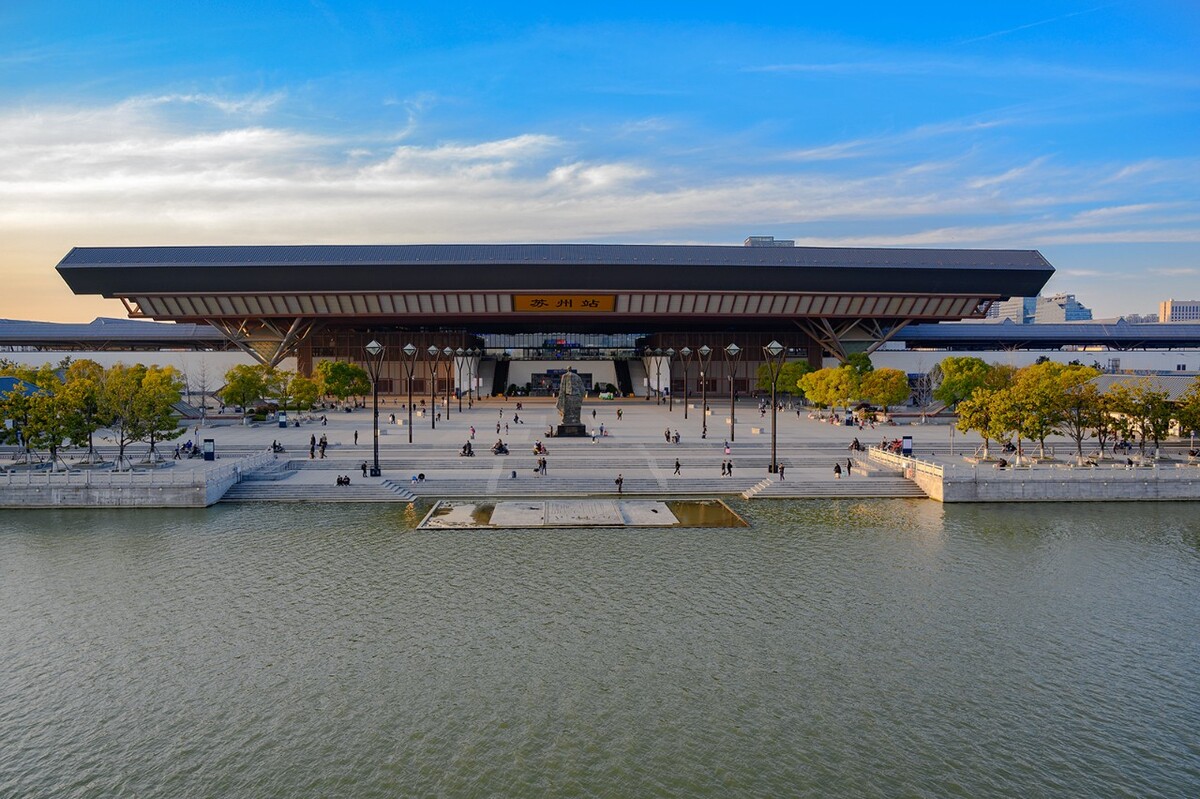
56 243 1055 297
0 317 221 342
900 319 1200 348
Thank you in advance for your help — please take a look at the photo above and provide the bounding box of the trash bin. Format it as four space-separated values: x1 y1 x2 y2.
278 411 288 428
203 438 216 461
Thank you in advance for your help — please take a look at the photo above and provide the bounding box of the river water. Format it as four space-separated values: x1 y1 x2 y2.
2 500 1198 798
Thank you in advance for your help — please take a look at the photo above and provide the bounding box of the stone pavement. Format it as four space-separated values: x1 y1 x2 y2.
215 395 974 502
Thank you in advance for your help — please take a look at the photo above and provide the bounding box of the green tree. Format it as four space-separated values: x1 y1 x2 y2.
934 356 992 407
315 360 371 405
1176 377 1200 443
1012 361 1072 459
136 366 185 462
859 368 911 412
1107 379 1172 458
799 367 857 416
1057 370 1103 461
845 352 874 377
755 360 812 397
956 387 1006 460
220 364 268 416
290 376 321 409
62 359 110 464
0 363 63 467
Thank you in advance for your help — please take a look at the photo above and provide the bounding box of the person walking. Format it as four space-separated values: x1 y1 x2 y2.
469 425 475 439
615 473 623 493
727 460 733 477
361 461 368 477
834 463 842 479
673 459 681 475
664 428 671 443
721 460 727 477
592 409 597 420
617 409 622 421
354 430 358 445
778 464 785 481
673 430 680 444
846 458 853 476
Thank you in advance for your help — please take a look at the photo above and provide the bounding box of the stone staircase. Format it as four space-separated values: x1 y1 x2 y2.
221 477 417 503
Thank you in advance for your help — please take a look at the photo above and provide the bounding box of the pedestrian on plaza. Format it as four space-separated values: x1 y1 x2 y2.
674 459 681 475
361 461 368 477
497 422 501 434
617 409 623 421
846 458 853 476
354 430 358 445
834 463 842 479
592 409 597 419
469 426 475 439
673 430 680 444
540 457 547 476
505 423 509 434
727 460 734 477
778 464 786 481
721 460 727 477
664 428 670 443
616 473 623 493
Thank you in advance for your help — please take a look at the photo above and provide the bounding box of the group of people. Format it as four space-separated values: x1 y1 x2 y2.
664 428 681 444
460 441 475 456
492 439 509 455
533 441 549 455
334 474 353 486
533 457 548 476
310 433 328 459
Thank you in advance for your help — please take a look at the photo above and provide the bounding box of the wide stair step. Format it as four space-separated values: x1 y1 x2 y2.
221 480 416 503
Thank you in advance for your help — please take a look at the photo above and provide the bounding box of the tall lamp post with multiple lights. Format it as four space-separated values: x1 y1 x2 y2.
679 347 693 420
401 343 418 443
724 343 742 442
364 339 386 477
653 348 663 404
698 345 712 439
426 345 441 429
763 340 787 474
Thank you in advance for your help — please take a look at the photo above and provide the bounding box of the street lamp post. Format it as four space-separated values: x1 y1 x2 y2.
442 346 454 419
466 348 479 408
679 347 693 420
698 345 712 439
401 343 417 444
454 348 468 413
724 343 742 443
763 340 786 474
426 345 440 429
364 339 386 477
665 348 675 411
653 348 663 405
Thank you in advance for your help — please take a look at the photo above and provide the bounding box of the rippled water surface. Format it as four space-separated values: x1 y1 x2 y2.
2 501 1199 798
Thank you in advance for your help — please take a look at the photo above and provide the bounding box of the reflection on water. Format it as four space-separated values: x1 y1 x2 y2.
1 501 1198 798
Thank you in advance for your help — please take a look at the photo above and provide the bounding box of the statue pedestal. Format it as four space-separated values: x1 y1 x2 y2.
556 423 589 437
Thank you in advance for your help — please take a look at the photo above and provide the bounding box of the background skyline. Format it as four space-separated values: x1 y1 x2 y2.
2 1 1198 322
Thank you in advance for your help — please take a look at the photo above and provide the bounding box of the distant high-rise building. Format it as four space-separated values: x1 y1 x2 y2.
1159 299 1200 322
743 236 795 247
994 293 1093 324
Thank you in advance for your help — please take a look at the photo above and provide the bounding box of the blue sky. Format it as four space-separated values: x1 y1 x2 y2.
2 1 1198 320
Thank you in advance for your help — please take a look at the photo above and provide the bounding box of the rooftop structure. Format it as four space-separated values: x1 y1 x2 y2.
56 242 1054 367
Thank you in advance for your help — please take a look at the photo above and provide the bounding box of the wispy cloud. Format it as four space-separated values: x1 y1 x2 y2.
958 4 1119 45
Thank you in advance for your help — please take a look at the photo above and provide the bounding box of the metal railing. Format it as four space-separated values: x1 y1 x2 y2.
867 447 945 478
1 451 274 488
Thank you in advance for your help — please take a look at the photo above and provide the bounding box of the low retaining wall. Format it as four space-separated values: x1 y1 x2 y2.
868 448 1200 502
0 453 274 508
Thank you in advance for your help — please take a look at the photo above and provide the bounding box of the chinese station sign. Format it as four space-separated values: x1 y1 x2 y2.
512 295 616 312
